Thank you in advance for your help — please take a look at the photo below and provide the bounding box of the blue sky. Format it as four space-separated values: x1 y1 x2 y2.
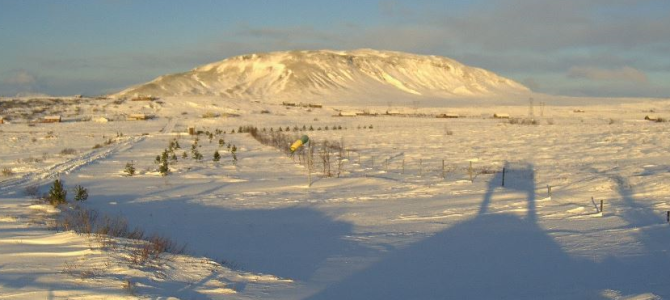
1 0 669 98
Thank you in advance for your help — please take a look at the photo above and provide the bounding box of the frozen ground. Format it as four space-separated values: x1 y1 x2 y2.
2 96 670 299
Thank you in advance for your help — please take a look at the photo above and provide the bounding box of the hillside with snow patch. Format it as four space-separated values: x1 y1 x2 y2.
114 49 530 104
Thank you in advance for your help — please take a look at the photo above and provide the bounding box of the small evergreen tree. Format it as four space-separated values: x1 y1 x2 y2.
213 150 221 162
73 185 88 202
124 161 136 176
154 155 161 164
182 151 188 159
48 179 67 206
171 153 178 162
159 160 169 176
219 138 225 146
174 140 180 149
161 149 169 162
193 150 203 161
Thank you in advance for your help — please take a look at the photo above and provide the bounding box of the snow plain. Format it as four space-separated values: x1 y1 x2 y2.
2 95 670 299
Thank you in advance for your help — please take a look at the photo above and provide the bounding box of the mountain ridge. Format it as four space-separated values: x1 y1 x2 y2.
113 49 531 103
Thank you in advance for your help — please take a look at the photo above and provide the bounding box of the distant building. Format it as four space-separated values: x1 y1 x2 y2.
645 115 660 121
573 109 585 113
308 103 323 108
43 116 62 123
131 95 157 101
0 116 4 124
386 110 402 115
126 113 148 121
437 113 459 118
282 102 297 107
493 113 510 119
339 111 358 117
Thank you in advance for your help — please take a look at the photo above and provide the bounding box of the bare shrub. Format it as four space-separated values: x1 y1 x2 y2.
202 111 218 118
25 185 40 198
59 206 98 234
123 279 135 295
2 167 13 176
129 233 187 265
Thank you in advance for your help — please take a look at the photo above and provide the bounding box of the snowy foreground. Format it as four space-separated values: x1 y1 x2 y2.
2 96 670 299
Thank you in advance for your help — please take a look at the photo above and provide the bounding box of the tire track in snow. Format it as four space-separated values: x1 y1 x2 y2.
1 135 146 192
161 117 176 134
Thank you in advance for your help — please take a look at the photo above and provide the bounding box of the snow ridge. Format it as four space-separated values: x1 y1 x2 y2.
113 49 530 103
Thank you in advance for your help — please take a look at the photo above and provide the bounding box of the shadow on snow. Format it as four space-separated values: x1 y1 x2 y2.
307 162 670 300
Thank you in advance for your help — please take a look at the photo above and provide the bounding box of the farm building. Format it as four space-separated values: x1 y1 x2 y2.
0 117 4 124
43 116 62 123
644 115 664 122
493 113 510 119
126 113 148 121
131 95 157 101
188 126 196 135
308 103 323 108
436 113 459 118
339 111 359 117
282 102 296 107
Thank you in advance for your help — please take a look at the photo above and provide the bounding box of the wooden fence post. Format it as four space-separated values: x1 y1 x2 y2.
419 159 423 176
442 159 445 179
468 161 473 182
501 167 506 187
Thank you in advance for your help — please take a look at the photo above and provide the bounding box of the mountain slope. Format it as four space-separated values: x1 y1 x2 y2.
114 49 530 103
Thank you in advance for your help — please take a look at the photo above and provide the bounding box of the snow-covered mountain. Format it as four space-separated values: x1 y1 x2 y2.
114 49 530 103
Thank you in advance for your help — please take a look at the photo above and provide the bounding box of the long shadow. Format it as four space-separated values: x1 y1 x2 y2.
605 175 670 295
90 195 364 281
307 163 670 299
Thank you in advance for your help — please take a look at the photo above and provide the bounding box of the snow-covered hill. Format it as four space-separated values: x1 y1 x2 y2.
114 49 530 104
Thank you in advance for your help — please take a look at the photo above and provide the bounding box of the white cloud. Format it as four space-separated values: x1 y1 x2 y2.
568 66 649 83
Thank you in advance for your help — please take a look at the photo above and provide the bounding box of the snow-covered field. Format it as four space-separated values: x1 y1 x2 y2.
2 96 670 299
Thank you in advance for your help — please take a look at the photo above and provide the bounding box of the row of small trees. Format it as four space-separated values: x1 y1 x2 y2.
247 125 345 178
231 124 374 134
123 134 240 177
44 179 88 206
